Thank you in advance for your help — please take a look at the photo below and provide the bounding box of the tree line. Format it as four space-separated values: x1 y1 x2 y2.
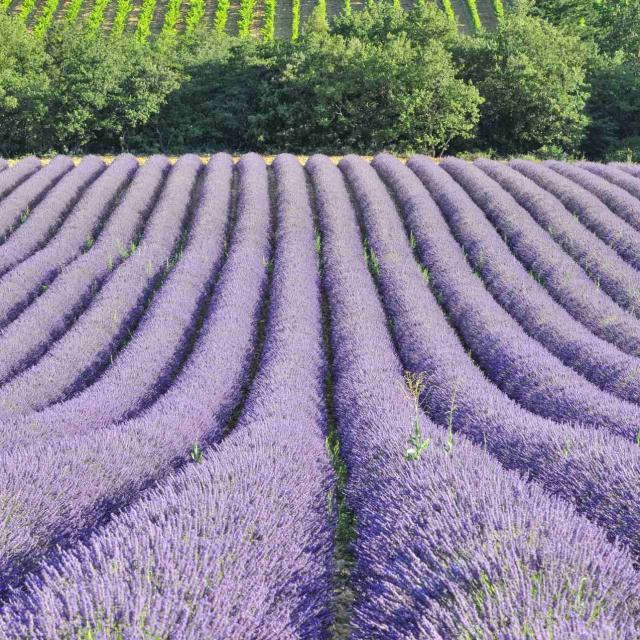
0 0 638 159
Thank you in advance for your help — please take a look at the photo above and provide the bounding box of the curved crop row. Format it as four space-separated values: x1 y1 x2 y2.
0 154 333 640
365 153 640 560
509 161 640 311
0 153 272 594
0 156 128 330
0 156 105 282
159 0 182 38
0 157 41 200
437 157 640 404
86 0 111 34
64 0 84 23
616 162 640 178
0 159 7 172
4 153 232 443
441 0 455 23
214 0 230 33
309 153 640 639
394 156 640 440
0 155 194 416
549 161 640 237
290 0 300 40
18 0 37 22
0 155 168 399
581 161 640 202
261 0 276 41
473 159 640 356
0 156 72 241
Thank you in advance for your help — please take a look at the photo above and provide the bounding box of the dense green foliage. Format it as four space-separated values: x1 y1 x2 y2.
0 0 638 159
455 10 590 156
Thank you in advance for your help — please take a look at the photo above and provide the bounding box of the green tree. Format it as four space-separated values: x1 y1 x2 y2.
42 27 180 152
522 0 640 60
0 14 49 156
584 54 640 160
330 0 458 48
250 30 481 155
457 10 590 155
138 35 265 152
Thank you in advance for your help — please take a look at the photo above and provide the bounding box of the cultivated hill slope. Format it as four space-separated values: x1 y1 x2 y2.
1 0 500 39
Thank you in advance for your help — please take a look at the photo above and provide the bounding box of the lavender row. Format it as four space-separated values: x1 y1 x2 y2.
476 160 640 314
0 157 110 330
475 159 640 356
311 154 640 639
548 160 640 236
0 156 41 199
1 153 231 444
368 153 640 559
615 162 640 178
0 154 332 639
581 161 640 202
395 156 640 440
0 156 73 240
0 155 197 416
0 155 168 388
0 154 271 595
0 158 7 172
437 157 640 404
0 155 107 283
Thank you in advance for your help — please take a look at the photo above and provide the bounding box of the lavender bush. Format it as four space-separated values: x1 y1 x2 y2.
0 154 271 597
387 155 640 440
0 156 41 199
581 161 640 202
0 156 72 240
548 161 640 235
367 153 640 560
432 157 640 404
0 154 230 442
0 154 333 639
309 153 640 639
0 155 169 387
0 153 637 636
0 155 107 283
0 154 194 412
615 162 640 178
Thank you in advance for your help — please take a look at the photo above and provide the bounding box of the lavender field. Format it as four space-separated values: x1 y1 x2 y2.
0 153 640 638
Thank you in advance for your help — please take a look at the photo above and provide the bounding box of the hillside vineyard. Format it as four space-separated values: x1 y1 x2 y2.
0 0 501 40
0 154 640 638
